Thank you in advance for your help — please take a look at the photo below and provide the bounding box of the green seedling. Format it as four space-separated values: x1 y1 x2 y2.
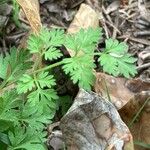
0 27 137 149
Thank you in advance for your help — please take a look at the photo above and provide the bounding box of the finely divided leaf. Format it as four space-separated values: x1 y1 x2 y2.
49 29 64 47
44 47 62 61
17 71 56 94
99 38 137 78
27 89 58 114
27 28 51 54
0 91 21 132
17 74 35 94
37 71 56 88
117 57 137 78
27 34 43 53
40 28 64 48
19 103 52 131
99 54 119 76
0 48 32 80
27 28 64 61
8 126 46 150
0 54 8 79
78 28 102 54
65 28 102 55
105 38 128 54
39 28 51 44
62 55 95 90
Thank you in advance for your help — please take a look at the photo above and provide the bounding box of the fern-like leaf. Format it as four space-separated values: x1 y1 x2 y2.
49 28 64 47
27 34 43 53
27 89 58 114
99 38 137 78
8 126 46 150
65 28 102 55
17 74 35 94
62 55 95 90
0 48 32 80
19 103 52 131
0 90 21 132
27 28 64 61
44 47 62 61
37 71 56 88
105 38 128 54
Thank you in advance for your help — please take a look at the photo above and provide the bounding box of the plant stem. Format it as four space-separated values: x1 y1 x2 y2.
94 52 102 56
129 97 150 128
33 61 64 74
33 53 42 71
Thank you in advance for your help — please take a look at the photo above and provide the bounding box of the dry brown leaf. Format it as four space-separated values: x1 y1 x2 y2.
94 73 135 109
94 74 150 150
94 72 150 109
119 97 150 150
16 0 42 34
118 78 150 150
60 89 134 150
67 3 99 33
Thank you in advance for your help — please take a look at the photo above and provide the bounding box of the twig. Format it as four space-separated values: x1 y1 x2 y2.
137 62 150 71
112 13 119 39
102 6 121 35
118 35 150 45
105 20 121 35
102 21 110 38
134 31 150 37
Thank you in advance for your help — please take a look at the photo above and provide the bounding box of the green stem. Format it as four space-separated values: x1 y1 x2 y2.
33 61 64 74
129 97 150 128
33 53 42 71
94 52 102 56
0 51 101 90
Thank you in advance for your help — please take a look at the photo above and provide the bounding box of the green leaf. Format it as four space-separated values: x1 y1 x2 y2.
27 89 58 114
37 71 56 88
62 55 95 90
39 28 51 44
65 28 102 55
19 103 52 131
17 74 35 94
0 91 21 132
0 132 10 145
8 126 47 150
0 48 32 80
49 29 64 47
27 34 43 53
27 28 64 56
99 39 137 78
105 38 128 54
44 47 63 61
17 71 56 93
99 54 119 76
